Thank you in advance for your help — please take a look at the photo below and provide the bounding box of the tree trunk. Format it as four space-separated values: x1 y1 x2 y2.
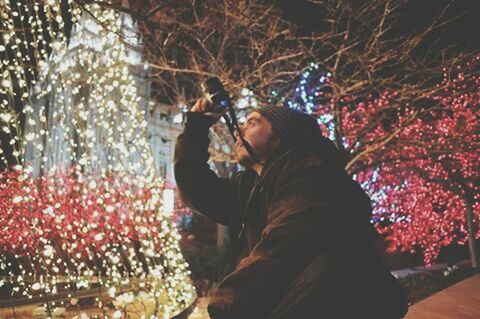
464 198 478 269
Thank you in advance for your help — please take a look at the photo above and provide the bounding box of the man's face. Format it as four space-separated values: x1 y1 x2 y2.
235 112 278 168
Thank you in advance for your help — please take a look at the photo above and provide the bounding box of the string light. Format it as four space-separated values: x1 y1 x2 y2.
368 58 480 265
1 1 195 317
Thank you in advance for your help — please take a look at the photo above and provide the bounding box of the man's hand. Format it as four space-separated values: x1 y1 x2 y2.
190 97 228 122
208 287 251 319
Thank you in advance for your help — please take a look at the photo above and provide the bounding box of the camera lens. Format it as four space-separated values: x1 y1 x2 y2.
203 77 224 94
201 77 230 113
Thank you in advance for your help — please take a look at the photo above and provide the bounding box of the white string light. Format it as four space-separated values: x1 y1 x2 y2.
0 1 195 317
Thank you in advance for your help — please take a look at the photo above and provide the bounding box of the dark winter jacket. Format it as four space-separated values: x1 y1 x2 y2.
174 112 408 319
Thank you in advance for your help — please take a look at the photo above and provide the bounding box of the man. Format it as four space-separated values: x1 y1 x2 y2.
174 97 408 319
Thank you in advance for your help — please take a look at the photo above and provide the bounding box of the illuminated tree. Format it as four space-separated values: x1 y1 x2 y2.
0 1 195 317
362 58 480 266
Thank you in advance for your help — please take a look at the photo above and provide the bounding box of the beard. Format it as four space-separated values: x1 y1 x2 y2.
235 135 280 168
236 149 255 167
235 144 253 167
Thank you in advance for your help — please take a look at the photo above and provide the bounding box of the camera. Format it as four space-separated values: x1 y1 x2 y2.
201 77 230 114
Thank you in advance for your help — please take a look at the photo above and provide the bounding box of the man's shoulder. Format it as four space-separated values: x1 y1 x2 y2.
273 136 345 172
267 151 348 195
280 152 331 173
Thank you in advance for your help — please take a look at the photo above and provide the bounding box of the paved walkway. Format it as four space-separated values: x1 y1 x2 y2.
405 274 480 319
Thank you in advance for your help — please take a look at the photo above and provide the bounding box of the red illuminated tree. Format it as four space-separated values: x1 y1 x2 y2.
354 57 480 266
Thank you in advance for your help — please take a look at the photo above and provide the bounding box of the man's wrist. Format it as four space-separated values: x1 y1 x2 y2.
184 111 217 134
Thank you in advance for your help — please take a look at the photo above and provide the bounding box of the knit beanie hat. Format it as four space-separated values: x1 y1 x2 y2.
255 105 321 151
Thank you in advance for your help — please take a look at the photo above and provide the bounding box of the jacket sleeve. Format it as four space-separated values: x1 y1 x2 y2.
174 112 236 226
207 158 363 319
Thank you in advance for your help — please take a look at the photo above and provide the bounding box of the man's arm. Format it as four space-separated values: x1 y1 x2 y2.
174 107 236 226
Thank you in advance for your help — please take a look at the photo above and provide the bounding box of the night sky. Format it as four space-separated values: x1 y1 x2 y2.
272 0 480 55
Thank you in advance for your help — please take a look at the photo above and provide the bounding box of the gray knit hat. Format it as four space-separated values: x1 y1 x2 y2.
255 105 321 149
